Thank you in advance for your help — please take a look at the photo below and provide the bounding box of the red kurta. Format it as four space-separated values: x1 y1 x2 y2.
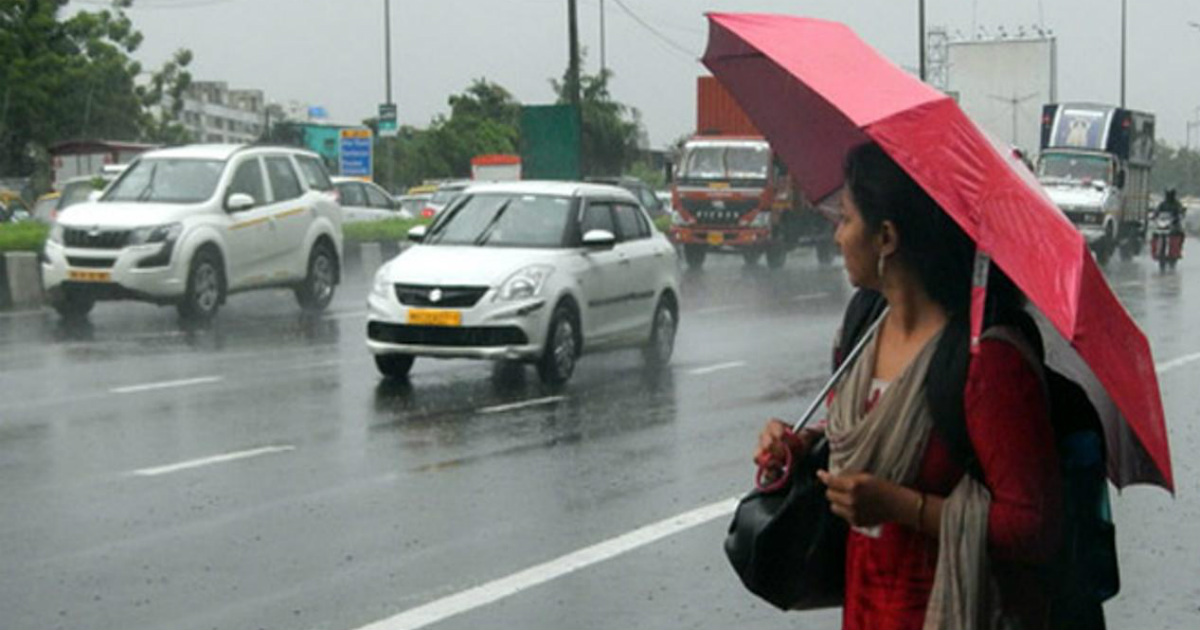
841 339 1063 630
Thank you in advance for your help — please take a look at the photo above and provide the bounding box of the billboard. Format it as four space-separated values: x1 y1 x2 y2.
946 38 1056 155
519 105 581 181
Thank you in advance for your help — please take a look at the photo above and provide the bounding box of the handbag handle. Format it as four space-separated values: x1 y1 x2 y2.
790 306 889 432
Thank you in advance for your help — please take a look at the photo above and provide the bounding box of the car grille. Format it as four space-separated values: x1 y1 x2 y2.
680 198 759 225
368 322 528 347
1063 210 1103 226
66 256 116 269
63 228 129 249
394 284 489 308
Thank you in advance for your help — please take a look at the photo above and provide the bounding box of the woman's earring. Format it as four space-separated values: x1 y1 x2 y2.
876 254 886 279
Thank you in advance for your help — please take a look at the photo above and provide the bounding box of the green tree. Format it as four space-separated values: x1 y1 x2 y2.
551 65 641 176
0 0 147 176
1151 140 1200 198
138 48 194 145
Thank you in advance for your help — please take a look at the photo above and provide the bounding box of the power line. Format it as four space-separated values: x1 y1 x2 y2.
608 0 698 61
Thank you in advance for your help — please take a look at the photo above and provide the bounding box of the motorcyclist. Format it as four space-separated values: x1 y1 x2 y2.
1155 189 1185 235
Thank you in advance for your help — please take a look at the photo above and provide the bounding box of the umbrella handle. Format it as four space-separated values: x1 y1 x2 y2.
790 306 889 433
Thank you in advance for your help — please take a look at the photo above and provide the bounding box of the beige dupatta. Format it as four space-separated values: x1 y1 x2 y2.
825 322 1016 630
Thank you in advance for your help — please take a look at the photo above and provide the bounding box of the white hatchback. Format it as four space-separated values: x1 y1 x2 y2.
366 181 680 384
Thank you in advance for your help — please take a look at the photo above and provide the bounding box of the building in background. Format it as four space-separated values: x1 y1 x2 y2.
178 81 267 144
943 34 1058 155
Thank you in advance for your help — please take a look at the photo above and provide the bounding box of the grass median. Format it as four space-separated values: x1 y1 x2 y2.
0 222 50 253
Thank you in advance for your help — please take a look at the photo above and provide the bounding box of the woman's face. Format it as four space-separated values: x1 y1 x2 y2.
835 186 879 288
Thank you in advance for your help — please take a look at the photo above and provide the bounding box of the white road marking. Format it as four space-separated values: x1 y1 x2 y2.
692 304 746 315
129 445 296 477
110 376 223 394
478 396 567 414
688 360 747 375
354 496 739 630
791 291 830 301
1156 352 1200 374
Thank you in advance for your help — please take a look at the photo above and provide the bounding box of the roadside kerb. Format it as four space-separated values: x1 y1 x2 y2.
1 252 43 309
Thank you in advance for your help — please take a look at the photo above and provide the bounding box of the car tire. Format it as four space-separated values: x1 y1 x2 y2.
816 240 836 265
52 288 94 320
742 249 762 266
642 295 677 368
177 248 224 322
537 301 579 385
296 241 338 312
375 354 415 379
766 242 787 269
684 244 707 270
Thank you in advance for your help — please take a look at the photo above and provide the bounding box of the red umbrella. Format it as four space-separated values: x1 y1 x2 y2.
703 13 1173 491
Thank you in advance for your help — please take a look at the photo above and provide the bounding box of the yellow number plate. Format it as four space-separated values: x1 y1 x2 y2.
407 309 462 327
706 232 725 246
68 270 111 283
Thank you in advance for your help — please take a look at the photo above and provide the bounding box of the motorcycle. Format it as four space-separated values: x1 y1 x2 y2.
1149 211 1184 272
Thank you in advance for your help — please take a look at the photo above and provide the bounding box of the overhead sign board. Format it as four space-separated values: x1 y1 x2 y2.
378 103 398 138
339 128 373 179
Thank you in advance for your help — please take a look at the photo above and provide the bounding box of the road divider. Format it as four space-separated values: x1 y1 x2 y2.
110 375 223 394
129 444 296 477
354 496 739 630
687 360 747 375
478 396 567 414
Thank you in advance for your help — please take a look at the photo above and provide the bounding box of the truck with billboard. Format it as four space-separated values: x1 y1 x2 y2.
1037 103 1155 264
668 77 835 270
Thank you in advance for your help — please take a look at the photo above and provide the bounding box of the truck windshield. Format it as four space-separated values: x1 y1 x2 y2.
104 158 225 204
1037 153 1112 185
682 144 770 180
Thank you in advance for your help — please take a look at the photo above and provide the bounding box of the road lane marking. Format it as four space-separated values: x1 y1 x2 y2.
110 376 223 394
688 361 746 375
791 291 830 301
1156 352 1200 374
692 304 747 315
355 496 739 630
478 396 567 414
129 445 296 477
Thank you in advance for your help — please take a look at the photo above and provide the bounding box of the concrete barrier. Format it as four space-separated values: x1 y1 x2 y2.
2 252 44 309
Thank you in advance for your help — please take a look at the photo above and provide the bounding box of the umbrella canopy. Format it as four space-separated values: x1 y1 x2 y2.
704 13 1173 491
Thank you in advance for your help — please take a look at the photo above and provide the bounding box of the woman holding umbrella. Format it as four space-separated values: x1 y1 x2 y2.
756 142 1063 630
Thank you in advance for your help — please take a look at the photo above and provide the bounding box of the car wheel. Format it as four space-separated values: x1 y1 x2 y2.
816 239 836 265
177 248 224 322
684 244 707 270
375 354 415 379
642 295 677 368
52 288 94 320
296 241 338 312
766 242 787 269
742 249 762 266
537 302 579 385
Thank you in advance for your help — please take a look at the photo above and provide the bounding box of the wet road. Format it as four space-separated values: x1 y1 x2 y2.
1 250 1197 630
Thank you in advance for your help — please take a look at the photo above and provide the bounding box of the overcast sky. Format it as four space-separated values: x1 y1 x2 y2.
66 0 1200 150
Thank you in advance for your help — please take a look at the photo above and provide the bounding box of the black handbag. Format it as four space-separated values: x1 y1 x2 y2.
724 301 887 610
724 436 847 610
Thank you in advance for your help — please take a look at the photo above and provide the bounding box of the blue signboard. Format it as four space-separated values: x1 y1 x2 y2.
339 128 373 178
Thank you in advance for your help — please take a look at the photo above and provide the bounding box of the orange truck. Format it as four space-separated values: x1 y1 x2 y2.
668 76 836 270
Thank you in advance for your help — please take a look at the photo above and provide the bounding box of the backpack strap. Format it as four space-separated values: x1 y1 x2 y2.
979 325 1048 402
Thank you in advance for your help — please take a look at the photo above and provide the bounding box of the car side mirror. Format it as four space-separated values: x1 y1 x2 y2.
582 229 616 250
226 193 256 212
1114 170 1126 189
408 224 428 242
87 190 103 202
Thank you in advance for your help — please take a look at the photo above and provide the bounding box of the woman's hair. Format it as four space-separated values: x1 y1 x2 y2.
843 142 975 315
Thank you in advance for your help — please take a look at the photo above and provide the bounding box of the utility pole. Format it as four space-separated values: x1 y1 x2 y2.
384 0 393 105
918 0 926 81
599 0 606 75
1119 0 1126 107
568 0 581 107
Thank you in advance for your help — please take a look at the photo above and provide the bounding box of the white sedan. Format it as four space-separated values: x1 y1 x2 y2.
366 181 680 384
332 177 413 223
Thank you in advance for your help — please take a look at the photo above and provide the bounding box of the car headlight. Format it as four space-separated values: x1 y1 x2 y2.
48 223 64 244
372 266 392 297
671 211 695 226
128 223 183 245
497 264 554 301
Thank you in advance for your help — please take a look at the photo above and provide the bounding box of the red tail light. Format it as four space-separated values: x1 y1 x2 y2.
421 207 435 219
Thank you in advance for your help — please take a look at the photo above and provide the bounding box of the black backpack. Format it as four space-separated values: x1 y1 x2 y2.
835 290 1119 630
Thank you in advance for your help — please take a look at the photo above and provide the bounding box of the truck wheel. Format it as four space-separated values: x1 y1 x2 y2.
1093 239 1113 267
52 288 94 320
375 354 415 379
1119 239 1138 261
816 240 836 265
684 245 707 270
766 243 787 269
177 248 224 322
295 241 338 312
742 249 763 266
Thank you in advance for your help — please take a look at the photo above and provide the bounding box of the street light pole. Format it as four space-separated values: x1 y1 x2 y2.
1120 0 1126 107
600 0 606 75
918 0 926 81
384 0 393 105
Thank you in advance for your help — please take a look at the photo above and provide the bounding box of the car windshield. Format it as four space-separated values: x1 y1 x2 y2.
682 143 770 180
426 193 574 248
103 158 225 203
58 181 96 210
1037 153 1112 184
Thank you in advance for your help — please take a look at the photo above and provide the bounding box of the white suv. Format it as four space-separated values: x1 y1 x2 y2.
367 181 680 384
42 144 343 321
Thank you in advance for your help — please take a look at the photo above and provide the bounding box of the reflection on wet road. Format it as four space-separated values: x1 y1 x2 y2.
1 251 1198 630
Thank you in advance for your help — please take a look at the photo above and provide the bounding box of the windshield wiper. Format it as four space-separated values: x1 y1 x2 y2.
136 164 159 202
473 200 514 245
